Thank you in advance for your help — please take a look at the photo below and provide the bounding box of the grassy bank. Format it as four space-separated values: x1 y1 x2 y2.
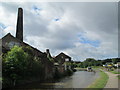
110 71 120 74
87 70 108 89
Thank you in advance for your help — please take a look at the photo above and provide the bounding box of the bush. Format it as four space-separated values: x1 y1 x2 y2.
2 46 43 88
2 46 29 87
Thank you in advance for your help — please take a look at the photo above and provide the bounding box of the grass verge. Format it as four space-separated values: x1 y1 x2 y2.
87 70 109 89
110 71 120 74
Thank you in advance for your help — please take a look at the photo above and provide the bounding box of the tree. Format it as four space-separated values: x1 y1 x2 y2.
86 58 96 62
112 58 117 64
82 58 97 67
82 61 88 68
77 63 81 67
22 46 34 69
3 46 29 86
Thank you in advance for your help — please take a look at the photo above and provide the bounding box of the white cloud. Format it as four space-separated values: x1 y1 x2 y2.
0 2 118 61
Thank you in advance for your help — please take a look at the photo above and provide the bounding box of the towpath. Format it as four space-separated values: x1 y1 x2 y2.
104 70 119 88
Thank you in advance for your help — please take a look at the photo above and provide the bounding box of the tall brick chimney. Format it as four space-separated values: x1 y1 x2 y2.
46 49 52 58
16 8 23 42
46 49 50 54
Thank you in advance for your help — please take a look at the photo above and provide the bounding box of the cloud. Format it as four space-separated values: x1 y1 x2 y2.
0 2 118 61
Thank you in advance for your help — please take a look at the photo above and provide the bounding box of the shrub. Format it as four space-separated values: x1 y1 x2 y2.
2 46 29 87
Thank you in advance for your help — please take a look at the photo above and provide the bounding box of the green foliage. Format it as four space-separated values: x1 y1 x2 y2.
76 63 81 67
3 46 28 79
30 56 43 77
77 58 103 68
77 58 120 69
71 62 77 68
3 46 29 87
22 46 43 77
86 58 96 62
112 58 118 64
2 46 43 88
86 58 97 66
47 53 54 62
22 46 34 59
110 70 120 74
47 56 54 62
82 62 88 68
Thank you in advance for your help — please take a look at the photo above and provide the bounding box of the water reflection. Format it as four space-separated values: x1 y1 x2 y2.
15 71 99 89
54 71 99 88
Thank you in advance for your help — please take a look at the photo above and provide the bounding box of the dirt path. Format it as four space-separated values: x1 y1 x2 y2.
104 71 119 88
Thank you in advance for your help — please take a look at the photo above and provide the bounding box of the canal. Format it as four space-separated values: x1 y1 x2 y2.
15 70 100 89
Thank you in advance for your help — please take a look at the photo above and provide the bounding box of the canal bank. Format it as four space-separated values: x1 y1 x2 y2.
13 70 100 89
87 70 108 88
104 71 119 88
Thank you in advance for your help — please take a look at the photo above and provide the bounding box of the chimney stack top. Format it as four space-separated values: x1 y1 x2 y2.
16 7 23 41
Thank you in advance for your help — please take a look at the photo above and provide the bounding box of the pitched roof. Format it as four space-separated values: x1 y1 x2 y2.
1 33 11 39
1 33 43 54
1 33 22 43
55 52 71 59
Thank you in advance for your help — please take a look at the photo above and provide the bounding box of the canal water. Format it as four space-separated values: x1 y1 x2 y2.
53 71 99 88
15 71 100 89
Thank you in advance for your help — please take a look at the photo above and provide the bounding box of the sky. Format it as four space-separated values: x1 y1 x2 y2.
0 2 119 61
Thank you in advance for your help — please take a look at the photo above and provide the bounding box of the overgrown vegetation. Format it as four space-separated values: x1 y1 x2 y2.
47 55 54 62
110 71 120 74
2 46 43 88
3 46 29 87
87 70 109 89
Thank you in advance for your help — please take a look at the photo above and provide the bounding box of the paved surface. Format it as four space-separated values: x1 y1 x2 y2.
104 71 119 88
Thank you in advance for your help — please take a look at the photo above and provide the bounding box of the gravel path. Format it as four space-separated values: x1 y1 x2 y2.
104 71 119 88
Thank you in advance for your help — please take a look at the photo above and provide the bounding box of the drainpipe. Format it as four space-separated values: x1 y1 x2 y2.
65 62 67 71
